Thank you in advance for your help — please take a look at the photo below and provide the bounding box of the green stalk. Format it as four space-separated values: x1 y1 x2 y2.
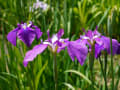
104 51 108 90
53 52 58 90
99 57 108 90
110 35 114 90
64 0 67 37
31 62 35 90
89 43 95 89
108 16 114 90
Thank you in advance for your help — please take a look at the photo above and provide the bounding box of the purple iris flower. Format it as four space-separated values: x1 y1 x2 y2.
32 0 48 11
7 21 42 47
80 27 103 46
80 27 119 58
23 29 69 67
67 39 88 65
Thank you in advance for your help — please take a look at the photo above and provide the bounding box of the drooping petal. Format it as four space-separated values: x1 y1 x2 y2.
57 38 69 53
67 41 88 65
33 26 43 40
95 44 104 59
7 28 19 46
111 39 119 55
57 29 64 39
57 43 67 53
94 38 103 45
23 44 48 67
17 28 36 47
101 36 119 55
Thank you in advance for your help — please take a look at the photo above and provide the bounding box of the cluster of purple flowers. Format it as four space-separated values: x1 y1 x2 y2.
7 22 120 67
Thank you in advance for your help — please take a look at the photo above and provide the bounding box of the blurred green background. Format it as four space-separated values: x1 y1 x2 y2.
0 0 120 89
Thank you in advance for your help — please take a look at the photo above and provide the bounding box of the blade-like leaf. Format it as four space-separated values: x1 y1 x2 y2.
35 61 48 90
63 82 75 90
65 69 92 84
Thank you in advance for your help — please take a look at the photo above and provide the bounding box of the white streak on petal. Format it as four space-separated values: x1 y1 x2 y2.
51 34 58 43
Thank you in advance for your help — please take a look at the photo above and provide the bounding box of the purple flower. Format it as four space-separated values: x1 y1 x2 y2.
80 27 103 46
23 29 69 67
7 21 42 47
67 40 88 65
32 0 48 11
80 27 119 58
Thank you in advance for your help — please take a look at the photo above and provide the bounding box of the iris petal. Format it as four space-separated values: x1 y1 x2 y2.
7 28 19 46
57 39 69 53
17 28 36 47
67 41 88 65
23 44 48 67
47 30 51 42
86 30 93 39
101 36 119 55
33 26 43 40
94 38 103 45
95 44 104 59
57 29 64 39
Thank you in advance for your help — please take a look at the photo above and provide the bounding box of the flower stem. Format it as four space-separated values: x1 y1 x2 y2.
53 52 58 90
110 37 114 90
104 51 108 90
99 57 108 90
89 44 95 89
108 15 114 90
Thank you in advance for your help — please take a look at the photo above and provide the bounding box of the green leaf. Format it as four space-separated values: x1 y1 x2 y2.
65 70 92 85
97 8 110 27
35 61 48 90
63 82 75 90
0 72 17 80
0 75 10 84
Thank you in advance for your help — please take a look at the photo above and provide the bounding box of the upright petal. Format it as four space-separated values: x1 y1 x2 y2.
7 28 19 46
67 41 88 65
17 28 36 47
86 30 93 39
23 44 48 67
47 30 51 42
93 30 101 37
57 29 64 39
